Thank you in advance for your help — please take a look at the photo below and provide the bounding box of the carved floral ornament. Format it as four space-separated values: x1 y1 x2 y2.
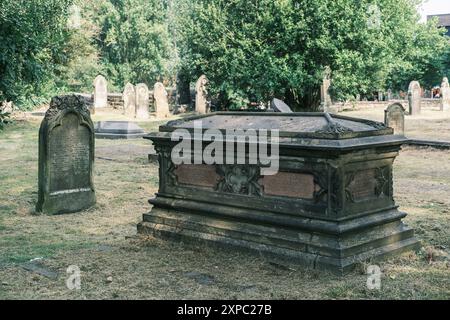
44 95 93 132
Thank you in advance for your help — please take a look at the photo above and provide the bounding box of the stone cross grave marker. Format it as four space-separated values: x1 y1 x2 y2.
320 66 332 110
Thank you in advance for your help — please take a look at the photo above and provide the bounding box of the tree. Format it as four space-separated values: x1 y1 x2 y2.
0 0 73 109
53 0 103 94
176 0 450 110
94 0 174 90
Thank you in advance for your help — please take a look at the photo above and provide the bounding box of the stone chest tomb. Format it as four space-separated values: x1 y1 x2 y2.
36 95 96 214
138 112 420 273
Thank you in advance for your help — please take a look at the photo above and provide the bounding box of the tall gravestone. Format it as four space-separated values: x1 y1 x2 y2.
135 83 150 119
385 103 406 135
195 75 209 114
320 66 332 111
154 82 171 119
387 89 392 101
36 95 96 215
440 77 450 111
93 75 108 109
123 83 136 116
408 81 421 115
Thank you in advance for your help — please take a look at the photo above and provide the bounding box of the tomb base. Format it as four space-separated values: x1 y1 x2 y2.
138 198 420 274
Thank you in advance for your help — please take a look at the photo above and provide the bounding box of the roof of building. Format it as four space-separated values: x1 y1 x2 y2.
427 13 450 26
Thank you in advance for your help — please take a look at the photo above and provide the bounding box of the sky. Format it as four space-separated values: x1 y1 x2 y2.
419 0 450 22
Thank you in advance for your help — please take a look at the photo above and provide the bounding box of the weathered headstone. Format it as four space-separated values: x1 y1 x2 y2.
154 82 171 118
270 98 293 113
122 83 136 116
36 95 96 215
440 77 450 111
93 75 108 109
320 66 332 110
135 83 150 119
195 75 209 114
384 103 405 135
408 81 421 115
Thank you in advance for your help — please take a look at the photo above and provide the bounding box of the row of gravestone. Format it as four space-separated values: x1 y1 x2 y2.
320 68 450 113
391 78 450 116
93 74 210 119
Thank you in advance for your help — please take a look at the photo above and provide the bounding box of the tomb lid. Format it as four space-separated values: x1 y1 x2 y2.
146 112 407 150
94 121 144 135
159 112 391 139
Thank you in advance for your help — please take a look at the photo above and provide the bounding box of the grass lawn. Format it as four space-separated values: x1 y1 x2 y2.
341 105 450 142
0 114 449 299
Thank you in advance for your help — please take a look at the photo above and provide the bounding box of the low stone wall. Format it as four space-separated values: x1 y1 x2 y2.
107 93 124 109
332 98 441 111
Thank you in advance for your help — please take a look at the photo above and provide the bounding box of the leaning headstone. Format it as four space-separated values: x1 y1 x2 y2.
408 81 421 115
94 121 145 139
320 66 332 110
36 95 96 215
270 98 293 113
93 75 108 109
154 82 171 118
135 83 150 119
195 75 209 114
122 83 136 116
440 77 450 111
384 103 405 135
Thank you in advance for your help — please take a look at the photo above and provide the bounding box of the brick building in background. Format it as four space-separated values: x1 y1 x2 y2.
428 13 450 36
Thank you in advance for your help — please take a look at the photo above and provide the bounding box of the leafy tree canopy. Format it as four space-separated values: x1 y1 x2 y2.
176 0 450 110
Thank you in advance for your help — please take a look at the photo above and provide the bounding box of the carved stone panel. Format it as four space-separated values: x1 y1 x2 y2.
174 165 220 188
260 172 315 199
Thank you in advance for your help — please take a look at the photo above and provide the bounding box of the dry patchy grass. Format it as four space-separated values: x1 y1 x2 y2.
0 117 449 300
341 105 450 142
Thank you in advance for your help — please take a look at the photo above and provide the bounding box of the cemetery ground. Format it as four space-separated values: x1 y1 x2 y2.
0 112 449 300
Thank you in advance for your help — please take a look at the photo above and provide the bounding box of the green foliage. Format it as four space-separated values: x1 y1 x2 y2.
177 0 450 110
1 0 448 111
53 0 103 94
0 0 74 109
94 0 174 89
